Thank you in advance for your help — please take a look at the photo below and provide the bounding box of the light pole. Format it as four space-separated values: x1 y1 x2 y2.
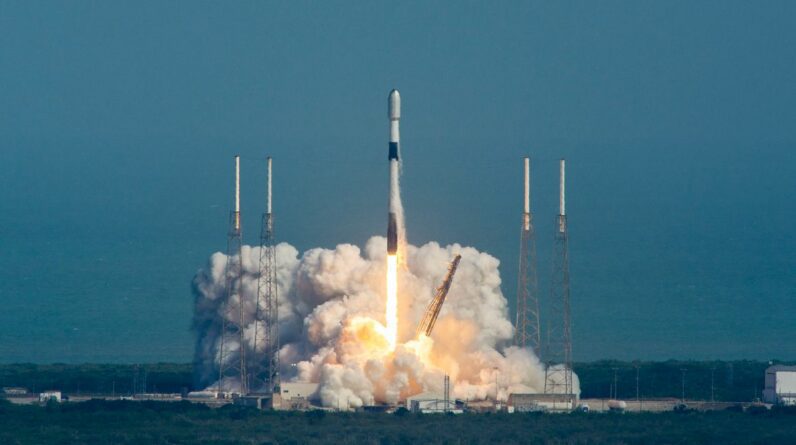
710 366 716 403
493 367 499 406
680 368 687 402
612 367 619 399
634 361 640 410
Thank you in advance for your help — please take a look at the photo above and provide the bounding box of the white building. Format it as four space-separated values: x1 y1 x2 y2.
2 387 28 395
507 393 578 412
39 391 62 403
281 382 318 400
280 382 319 410
763 365 796 405
405 391 462 414
230 382 320 410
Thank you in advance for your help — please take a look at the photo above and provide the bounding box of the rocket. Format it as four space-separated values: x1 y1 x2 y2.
387 89 400 255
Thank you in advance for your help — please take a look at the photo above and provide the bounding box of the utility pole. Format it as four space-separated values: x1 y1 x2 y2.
132 365 138 397
650 374 656 400
494 367 499 400
444 375 450 414
680 368 687 402
634 362 640 401
612 367 619 399
711 366 716 403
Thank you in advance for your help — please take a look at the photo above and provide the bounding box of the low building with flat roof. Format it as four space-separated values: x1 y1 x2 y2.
2 387 28 395
508 393 577 412
763 365 796 406
405 391 461 414
39 391 62 403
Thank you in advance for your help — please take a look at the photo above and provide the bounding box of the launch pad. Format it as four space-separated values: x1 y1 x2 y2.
200 89 578 411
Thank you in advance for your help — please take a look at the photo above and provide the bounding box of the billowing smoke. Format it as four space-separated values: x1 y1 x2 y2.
192 237 579 408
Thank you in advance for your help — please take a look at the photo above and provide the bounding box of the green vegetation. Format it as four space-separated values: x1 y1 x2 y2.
1 398 796 444
3 360 793 402
2 361 795 444
0 363 192 395
574 360 794 401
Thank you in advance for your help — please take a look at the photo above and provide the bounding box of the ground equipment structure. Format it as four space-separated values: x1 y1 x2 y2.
416 255 462 337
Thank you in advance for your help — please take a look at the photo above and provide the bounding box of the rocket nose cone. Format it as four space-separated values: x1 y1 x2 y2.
388 89 401 120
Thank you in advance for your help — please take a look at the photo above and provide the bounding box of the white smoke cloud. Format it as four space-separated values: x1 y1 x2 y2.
192 237 579 408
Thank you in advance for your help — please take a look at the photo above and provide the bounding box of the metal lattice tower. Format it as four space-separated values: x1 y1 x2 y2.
250 156 280 395
514 157 542 359
544 159 573 397
416 255 462 338
218 155 248 394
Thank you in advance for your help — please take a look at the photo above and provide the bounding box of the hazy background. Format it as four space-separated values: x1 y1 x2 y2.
1 1 794 363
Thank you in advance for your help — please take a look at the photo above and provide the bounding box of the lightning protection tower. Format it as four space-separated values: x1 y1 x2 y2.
251 156 280 395
514 157 542 359
218 155 248 394
544 159 573 398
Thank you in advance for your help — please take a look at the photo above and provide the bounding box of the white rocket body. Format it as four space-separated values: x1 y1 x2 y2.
523 157 530 231
559 159 566 217
387 89 400 255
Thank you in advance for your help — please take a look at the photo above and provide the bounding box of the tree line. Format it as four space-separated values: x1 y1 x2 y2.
0 360 792 401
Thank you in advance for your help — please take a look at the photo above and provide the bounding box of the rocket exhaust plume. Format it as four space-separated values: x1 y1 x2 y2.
192 237 579 408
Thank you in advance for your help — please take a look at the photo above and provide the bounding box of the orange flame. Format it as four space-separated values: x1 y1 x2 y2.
386 254 398 350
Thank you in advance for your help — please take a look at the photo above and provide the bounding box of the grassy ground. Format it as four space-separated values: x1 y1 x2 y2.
1 399 795 445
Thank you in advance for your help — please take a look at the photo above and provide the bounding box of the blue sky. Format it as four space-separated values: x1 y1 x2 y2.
0 1 794 362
